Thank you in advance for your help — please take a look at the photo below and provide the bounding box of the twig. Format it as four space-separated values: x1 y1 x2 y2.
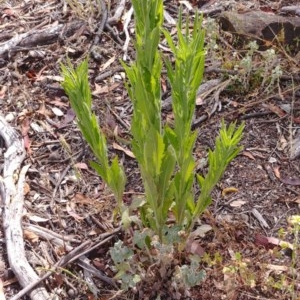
77 254 117 287
251 208 270 229
50 146 85 209
122 6 134 60
104 23 124 47
95 66 124 82
10 241 91 300
90 0 108 61
107 0 126 25
10 228 121 300
106 102 131 131
24 223 82 243
92 0 108 46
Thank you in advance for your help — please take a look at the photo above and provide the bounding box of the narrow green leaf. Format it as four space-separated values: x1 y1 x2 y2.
162 28 177 54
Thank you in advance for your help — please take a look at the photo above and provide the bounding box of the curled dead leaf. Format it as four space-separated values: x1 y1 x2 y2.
23 229 39 243
273 166 280 179
222 187 238 197
113 142 135 158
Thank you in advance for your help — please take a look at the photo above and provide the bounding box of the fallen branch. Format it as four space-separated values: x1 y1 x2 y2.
0 116 50 300
0 21 85 57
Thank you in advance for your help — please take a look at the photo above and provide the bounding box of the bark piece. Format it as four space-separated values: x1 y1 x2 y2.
219 11 300 51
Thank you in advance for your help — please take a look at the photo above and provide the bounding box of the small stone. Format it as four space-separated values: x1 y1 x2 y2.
5 112 15 122
67 289 77 297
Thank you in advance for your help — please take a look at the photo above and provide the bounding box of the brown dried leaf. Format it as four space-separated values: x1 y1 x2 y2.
37 102 52 118
290 196 300 204
53 273 64 287
24 229 39 243
92 82 120 95
23 182 30 195
66 202 85 220
113 142 135 158
241 151 255 160
263 103 286 118
21 117 32 155
74 162 89 170
72 193 94 205
3 8 17 17
185 225 212 257
185 239 205 257
265 264 288 272
282 177 300 185
273 166 281 179
59 109 75 128
190 224 213 239
101 55 116 70
277 168 300 185
161 77 167 93
222 187 238 197
49 98 69 108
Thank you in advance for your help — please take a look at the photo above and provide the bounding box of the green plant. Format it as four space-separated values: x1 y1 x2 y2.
61 59 126 213
61 0 243 240
110 230 206 296
121 0 244 241
174 255 206 289
227 41 283 94
121 0 173 239
61 0 244 294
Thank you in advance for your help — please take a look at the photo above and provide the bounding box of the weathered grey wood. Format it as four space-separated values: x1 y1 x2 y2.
0 116 50 300
280 5 300 16
0 21 85 57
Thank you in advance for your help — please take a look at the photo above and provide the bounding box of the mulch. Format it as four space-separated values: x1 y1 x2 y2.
1 0 300 299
